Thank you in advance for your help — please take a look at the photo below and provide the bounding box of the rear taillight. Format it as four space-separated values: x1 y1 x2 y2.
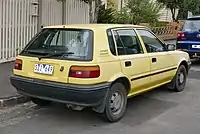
177 32 186 39
14 59 22 70
69 66 100 78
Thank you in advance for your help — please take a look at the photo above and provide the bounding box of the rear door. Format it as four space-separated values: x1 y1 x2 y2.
15 28 93 83
111 28 151 95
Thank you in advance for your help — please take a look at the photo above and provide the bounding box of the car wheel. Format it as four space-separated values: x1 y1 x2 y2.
169 65 187 92
31 98 52 106
102 82 127 122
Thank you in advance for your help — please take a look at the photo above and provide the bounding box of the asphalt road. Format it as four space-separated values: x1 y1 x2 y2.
1 40 200 134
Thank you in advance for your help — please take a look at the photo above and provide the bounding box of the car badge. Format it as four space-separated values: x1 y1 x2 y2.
197 34 200 38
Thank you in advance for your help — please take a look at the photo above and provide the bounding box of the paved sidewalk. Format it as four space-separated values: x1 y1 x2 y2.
0 62 17 98
0 62 29 107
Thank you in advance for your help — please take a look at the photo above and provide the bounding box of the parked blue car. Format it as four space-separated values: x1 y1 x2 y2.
176 15 200 59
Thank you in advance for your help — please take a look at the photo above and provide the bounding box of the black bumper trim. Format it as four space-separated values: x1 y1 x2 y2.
10 75 110 107
183 50 200 54
181 50 200 56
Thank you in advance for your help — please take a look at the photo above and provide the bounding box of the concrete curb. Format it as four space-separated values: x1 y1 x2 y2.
0 95 30 108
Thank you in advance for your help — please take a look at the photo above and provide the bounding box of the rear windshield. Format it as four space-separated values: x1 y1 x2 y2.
182 20 200 32
21 28 93 61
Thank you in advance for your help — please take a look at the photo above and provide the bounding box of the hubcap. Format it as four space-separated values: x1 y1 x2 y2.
178 72 185 84
110 92 124 115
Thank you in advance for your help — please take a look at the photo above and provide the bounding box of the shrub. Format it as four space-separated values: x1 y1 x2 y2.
97 4 117 23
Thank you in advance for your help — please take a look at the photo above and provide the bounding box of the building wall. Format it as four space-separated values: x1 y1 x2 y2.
158 8 178 22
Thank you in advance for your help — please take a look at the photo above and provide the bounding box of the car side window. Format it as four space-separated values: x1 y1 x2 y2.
107 30 116 55
136 29 166 53
113 29 143 55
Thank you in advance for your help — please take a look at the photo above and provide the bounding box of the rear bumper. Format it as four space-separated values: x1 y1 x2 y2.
10 75 110 107
176 41 200 57
181 49 200 58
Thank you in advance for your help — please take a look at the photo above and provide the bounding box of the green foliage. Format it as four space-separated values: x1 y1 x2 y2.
157 0 180 9
157 0 200 20
127 0 163 24
185 0 200 15
115 8 132 24
97 0 163 25
97 4 117 23
157 0 182 21
97 5 132 24
158 0 200 13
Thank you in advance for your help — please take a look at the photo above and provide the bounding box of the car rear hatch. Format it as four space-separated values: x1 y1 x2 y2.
13 28 94 83
178 17 200 50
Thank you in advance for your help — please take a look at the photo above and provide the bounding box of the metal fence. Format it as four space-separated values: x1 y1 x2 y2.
152 26 174 36
0 0 38 63
65 0 89 24
0 0 89 63
151 26 177 41
41 0 63 26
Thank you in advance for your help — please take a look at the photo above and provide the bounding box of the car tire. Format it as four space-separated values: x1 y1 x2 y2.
101 82 127 122
31 98 52 106
169 65 187 92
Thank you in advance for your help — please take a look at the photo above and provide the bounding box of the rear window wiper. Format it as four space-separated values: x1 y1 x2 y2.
22 50 49 55
38 51 74 60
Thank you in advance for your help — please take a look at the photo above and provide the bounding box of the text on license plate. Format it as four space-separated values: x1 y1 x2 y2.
34 64 54 75
192 45 200 48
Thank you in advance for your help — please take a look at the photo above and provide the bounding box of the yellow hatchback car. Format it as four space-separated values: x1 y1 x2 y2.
10 24 191 122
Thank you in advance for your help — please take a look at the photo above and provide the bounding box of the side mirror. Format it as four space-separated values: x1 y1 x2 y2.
166 44 176 51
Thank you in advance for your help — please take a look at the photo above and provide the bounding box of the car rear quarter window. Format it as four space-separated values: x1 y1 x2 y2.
107 30 116 55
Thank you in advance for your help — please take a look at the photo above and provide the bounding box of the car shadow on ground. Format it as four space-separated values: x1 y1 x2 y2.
188 59 200 79
26 87 178 128
191 59 200 66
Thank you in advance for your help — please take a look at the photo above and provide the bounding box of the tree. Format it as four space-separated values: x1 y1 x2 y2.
157 0 182 21
183 0 200 16
157 0 200 21
115 8 132 24
127 0 163 25
97 4 117 23
93 0 101 23
98 0 163 25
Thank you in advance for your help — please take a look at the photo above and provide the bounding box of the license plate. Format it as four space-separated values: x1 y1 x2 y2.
34 64 54 75
192 45 200 48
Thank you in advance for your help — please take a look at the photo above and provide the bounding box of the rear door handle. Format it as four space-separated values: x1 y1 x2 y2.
152 58 157 63
125 61 132 67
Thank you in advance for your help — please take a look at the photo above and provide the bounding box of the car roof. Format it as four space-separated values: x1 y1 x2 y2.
187 15 200 20
44 24 147 30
